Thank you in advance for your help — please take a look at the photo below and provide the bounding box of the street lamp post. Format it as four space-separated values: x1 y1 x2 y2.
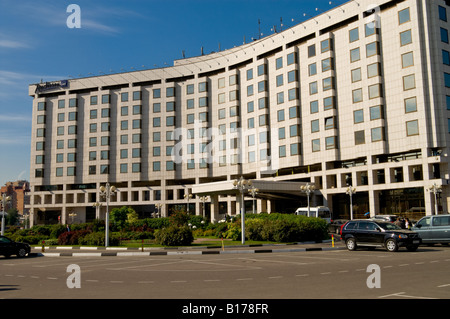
1 194 12 236
346 185 356 220
249 187 259 214
199 196 209 218
300 184 315 217
429 183 442 215
99 182 116 247
93 202 102 220
184 192 193 214
233 177 252 245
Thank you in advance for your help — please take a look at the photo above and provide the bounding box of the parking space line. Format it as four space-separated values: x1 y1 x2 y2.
438 284 450 288
378 292 437 299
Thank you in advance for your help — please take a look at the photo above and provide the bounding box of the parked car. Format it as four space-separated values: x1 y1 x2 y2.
328 219 348 234
340 219 421 252
0 235 31 258
412 214 450 245
370 215 398 223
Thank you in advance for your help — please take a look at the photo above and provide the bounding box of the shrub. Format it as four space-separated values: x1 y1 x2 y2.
155 225 194 246
57 230 91 245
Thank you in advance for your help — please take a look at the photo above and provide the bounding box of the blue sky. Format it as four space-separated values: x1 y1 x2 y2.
0 0 344 186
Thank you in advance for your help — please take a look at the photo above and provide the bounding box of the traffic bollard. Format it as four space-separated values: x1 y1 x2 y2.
42 240 45 252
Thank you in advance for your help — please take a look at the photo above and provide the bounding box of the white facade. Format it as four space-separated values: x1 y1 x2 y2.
28 0 450 226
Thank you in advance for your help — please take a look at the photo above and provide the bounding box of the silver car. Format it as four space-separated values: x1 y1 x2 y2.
412 214 450 245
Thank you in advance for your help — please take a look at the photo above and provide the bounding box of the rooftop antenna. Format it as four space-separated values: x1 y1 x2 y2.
258 19 261 39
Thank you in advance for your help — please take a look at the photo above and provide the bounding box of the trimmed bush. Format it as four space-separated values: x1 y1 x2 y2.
155 225 194 246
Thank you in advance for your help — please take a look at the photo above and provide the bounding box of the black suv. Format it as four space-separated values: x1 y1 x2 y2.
0 235 31 258
340 220 421 252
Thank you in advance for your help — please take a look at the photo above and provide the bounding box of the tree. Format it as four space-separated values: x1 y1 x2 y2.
6 208 19 226
110 206 136 231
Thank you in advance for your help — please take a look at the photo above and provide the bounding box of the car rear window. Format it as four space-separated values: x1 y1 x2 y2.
344 221 357 230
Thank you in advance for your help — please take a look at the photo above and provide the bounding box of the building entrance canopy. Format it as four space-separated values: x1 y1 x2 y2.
191 179 312 201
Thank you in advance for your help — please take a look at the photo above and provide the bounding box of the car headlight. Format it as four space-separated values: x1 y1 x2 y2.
398 234 408 239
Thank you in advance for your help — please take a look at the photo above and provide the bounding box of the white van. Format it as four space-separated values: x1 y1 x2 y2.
295 206 332 223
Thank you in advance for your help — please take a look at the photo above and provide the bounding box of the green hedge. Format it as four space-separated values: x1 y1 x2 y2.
155 225 194 246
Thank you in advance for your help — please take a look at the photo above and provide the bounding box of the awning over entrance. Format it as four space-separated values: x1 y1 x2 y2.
191 179 312 201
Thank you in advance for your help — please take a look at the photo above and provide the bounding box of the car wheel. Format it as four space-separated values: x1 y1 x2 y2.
346 238 357 251
385 239 398 252
17 248 28 258
406 245 418 252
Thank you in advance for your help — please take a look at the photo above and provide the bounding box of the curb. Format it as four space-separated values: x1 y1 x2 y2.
32 244 344 257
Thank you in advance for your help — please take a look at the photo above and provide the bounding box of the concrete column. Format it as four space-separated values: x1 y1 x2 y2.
369 190 380 217
210 194 219 223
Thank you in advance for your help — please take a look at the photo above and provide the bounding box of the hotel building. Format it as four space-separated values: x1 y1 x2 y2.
28 0 450 225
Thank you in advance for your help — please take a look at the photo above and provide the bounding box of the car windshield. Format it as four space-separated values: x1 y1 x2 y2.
377 222 402 231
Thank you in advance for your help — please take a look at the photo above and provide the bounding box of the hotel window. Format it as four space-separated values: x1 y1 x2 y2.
57 126 64 135
89 137 97 147
371 127 384 142
248 117 255 128
259 114 268 126
121 92 129 102
199 112 208 122
89 151 96 161
36 128 45 137
349 27 359 43
37 115 46 124
132 133 142 143
367 63 381 78
276 74 283 87
218 93 225 104
89 165 96 175
68 125 77 134
247 84 254 96
187 114 195 124
366 42 379 57
400 30 412 46
35 169 44 178
102 94 110 104
446 73 450 87
402 52 414 68
153 162 161 172
279 127 285 139
405 97 417 113
350 48 360 62
230 106 238 117
354 109 364 124
153 117 161 127
120 149 128 159
100 165 109 174
308 44 316 58
247 69 253 80
153 146 161 156
398 8 410 25
68 139 77 149
441 28 449 44
287 52 296 65
355 130 365 145
35 155 44 165
100 136 110 146
101 108 110 118
132 119 141 129
153 89 161 98
365 23 376 37
368 84 382 99
121 120 128 130
370 105 383 120
69 98 77 108
325 136 337 150
403 74 416 90
309 81 318 95
352 68 361 82
258 97 268 109
288 70 297 83
257 64 266 76
132 163 141 173
439 5 447 22
199 82 208 92
58 100 65 109
323 77 334 91
289 106 299 118
447 96 450 110
89 124 97 134
56 168 63 177
120 135 128 144
277 92 284 104
90 96 98 105
308 63 317 76
258 80 267 92
406 120 419 136
57 140 64 149
276 57 283 70
279 145 286 157
57 113 65 122
68 112 77 121
324 97 335 110
290 124 300 137
310 100 319 113
322 58 333 72
120 164 127 173
312 139 320 152
353 88 363 103
321 39 332 53
153 132 161 142
311 119 319 133
248 135 255 146
133 91 141 101
277 110 285 122
443 50 450 65
187 159 195 170
166 87 175 97
290 143 300 156
229 90 238 101
166 101 175 112
133 105 142 115
325 117 336 130
166 116 175 126
186 84 194 95
230 75 238 86
121 106 128 116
